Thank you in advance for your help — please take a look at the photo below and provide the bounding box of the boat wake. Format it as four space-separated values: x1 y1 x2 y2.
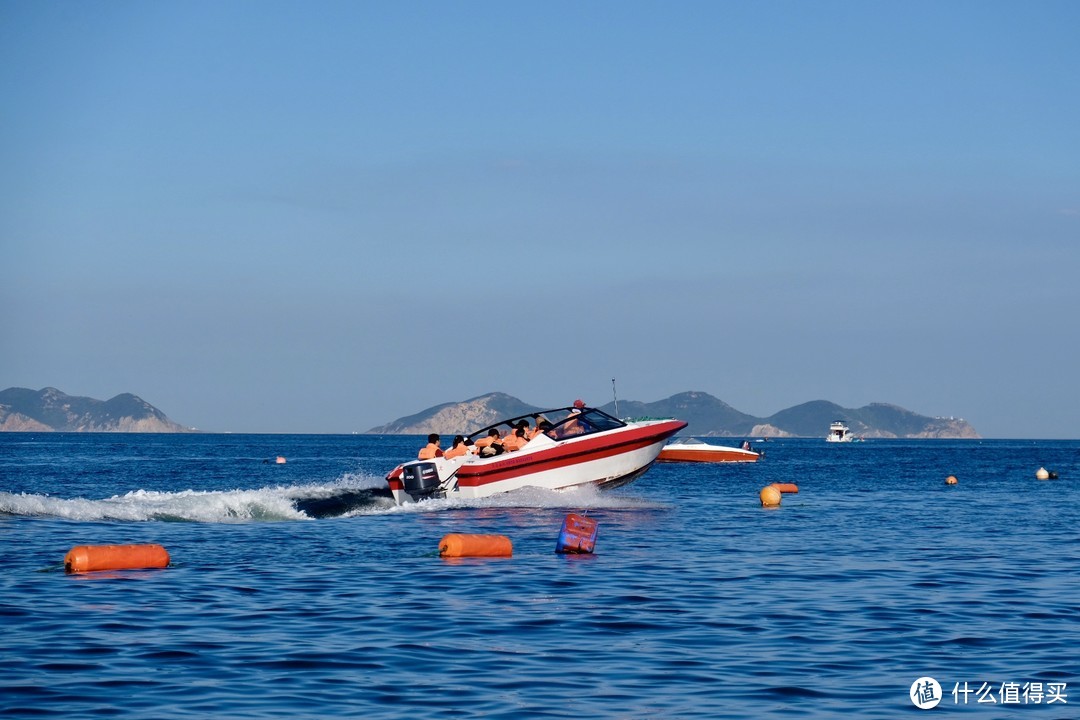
0 473 396 523
0 474 665 523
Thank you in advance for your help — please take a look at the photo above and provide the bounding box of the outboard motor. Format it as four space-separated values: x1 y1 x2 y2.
402 462 443 499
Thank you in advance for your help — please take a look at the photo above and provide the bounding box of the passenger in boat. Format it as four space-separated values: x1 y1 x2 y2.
529 416 549 439
741 440 752 451
443 435 469 459
475 428 504 457
418 433 443 460
557 408 587 437
502 427 528 452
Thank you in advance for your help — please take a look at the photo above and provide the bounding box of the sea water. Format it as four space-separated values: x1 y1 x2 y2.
1 434 1076 719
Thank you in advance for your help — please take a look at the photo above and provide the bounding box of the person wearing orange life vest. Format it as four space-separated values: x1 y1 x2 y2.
501 427 528 452
443 435 469 459
418 433 443 460
474 428 504 457
511 419 531 441
528 416 548 439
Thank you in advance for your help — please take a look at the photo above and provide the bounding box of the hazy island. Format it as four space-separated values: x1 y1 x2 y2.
0 387 191 433
369 391 979 439
1 387 979 438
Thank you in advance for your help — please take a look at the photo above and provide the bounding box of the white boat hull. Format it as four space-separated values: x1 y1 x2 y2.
827 421 853 442
657 441 759 463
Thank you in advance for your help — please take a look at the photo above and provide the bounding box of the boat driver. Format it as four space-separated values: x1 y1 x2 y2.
555 406 589 438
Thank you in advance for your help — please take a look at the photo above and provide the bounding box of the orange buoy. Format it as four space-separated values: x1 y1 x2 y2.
759 485 781 507
556 513 598 554
439 534 512 558
64 544 170 574
945 475 958 485
770 482 799 494
275 456 287 464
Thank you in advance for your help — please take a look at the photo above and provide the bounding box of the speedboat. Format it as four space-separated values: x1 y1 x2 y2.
826 421 853 442
385 405 686 504
657 437 760 463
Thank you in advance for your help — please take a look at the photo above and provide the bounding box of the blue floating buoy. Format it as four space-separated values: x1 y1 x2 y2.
556 513 598 554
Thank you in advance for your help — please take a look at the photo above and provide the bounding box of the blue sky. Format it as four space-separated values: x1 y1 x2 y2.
2 1 1078 436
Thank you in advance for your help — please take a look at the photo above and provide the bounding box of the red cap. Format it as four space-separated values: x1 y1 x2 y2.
573 399 585 408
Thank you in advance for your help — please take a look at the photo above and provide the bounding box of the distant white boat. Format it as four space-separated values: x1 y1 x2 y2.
826 421 854 443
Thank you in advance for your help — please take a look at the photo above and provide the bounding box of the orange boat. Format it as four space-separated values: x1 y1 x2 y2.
657 437 760 463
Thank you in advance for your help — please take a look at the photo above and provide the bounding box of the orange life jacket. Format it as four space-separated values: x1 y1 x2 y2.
443 444 468 459
418 443 443 460
502 433 527 452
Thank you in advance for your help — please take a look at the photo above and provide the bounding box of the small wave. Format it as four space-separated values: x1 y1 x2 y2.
0 473 394 523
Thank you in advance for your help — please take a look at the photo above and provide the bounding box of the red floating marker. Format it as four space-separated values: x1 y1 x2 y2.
64 544 171 574
556 513 598 554
439 534 513 558
770 482 799 494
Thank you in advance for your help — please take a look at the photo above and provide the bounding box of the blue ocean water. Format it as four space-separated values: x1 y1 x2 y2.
1 434 1077 719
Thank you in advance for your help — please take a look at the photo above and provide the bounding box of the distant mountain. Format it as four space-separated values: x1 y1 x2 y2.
764 400 975 439
0 387 191 433
369 391 980 439
368 392 541 435
599 391 761 434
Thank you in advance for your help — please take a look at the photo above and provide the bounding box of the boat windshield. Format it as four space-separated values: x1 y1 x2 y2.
466 406 626 444
546 408 625 439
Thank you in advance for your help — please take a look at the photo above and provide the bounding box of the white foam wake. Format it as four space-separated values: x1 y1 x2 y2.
0 473 392 523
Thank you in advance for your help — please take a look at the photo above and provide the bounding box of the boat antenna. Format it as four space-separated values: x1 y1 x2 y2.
611 377 619 418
